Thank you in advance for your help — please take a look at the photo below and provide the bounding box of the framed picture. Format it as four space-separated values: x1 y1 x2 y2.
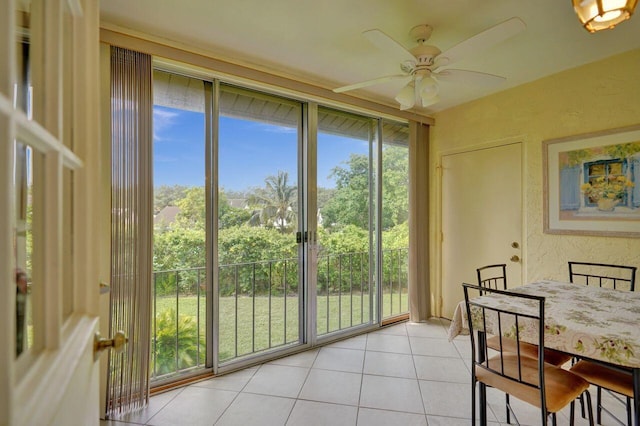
543 124 640 237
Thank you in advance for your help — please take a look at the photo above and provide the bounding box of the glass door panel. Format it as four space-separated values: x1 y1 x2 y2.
380 121 410 319
151 70 207 381
218 85 303 364
316 107 377 336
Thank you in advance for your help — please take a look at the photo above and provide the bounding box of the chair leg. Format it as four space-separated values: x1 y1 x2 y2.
597 386 602 425
506 393 510 424
571 401 575 426
471 379 476 426
626 396 631 426
552 412 557 426
585 390 595 426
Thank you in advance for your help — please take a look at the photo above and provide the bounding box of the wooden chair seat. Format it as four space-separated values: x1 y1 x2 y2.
478 354 590 413
570 360 633 398
486 335 573 367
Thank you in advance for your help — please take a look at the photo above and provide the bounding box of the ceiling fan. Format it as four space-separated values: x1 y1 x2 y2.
333 17 526 110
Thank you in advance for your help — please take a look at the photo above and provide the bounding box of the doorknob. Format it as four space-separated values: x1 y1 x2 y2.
510 255 520 262
94 330 128 360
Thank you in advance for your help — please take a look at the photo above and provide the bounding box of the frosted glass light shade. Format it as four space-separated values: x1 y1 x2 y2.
573 0 637 32
394 83 415 110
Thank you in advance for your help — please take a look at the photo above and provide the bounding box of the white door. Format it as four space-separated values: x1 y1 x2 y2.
1 1 103 424
440 142 523 318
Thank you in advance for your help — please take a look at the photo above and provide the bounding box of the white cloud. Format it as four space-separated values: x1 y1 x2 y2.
154 108 180 141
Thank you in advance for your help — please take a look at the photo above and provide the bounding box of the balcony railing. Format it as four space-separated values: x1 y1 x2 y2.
151 247 408 382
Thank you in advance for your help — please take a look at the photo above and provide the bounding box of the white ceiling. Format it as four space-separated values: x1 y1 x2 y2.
100 0 640 115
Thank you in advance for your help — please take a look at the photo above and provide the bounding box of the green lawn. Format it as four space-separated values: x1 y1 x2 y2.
153 292 408 368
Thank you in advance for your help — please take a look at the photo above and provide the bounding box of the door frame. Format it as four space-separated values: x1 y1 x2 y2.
2 0 102 424
434 137 526 318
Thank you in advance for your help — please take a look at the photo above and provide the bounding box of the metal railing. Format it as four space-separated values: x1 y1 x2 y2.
150 247 408 381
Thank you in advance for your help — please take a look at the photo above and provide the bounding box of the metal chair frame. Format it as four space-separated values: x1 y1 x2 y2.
477 263 508 293
568 261 637 292
463 283 593 426
568 261 638 426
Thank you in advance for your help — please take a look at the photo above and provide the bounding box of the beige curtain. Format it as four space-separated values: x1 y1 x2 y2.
107 46 153 417
408 121 430 322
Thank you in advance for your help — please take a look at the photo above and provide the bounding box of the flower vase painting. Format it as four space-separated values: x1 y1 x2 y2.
544 125 640 237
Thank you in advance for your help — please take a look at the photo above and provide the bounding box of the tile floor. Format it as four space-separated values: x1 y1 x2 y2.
102 318 626 425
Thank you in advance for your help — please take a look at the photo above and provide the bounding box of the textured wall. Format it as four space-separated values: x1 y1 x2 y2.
430 48 640 305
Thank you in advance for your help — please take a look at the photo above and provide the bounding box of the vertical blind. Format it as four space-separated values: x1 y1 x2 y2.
107 46 153 417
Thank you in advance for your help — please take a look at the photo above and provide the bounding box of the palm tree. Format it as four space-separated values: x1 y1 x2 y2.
248 170 297 233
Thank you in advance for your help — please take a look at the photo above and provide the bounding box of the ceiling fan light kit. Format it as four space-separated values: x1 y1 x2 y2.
333 17 526 110
573 0 638 32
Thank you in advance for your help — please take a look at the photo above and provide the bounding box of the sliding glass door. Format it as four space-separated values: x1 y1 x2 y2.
217 85 304 364
316 107 378 337
150 68 409 382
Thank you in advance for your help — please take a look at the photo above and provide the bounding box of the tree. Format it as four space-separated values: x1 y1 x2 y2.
247 170 297 233
154 184 188 213
321 146 409 231
381 146 409 229
321 154 370 230
219 191 252 229
174 186 206 230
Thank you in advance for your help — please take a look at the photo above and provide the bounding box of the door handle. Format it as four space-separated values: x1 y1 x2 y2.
94 330 128 360
510 255 520 263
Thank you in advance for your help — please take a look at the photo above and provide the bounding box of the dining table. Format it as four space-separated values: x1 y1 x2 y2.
448 280 640 426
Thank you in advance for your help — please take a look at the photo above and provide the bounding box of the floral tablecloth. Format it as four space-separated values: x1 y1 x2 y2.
448 280 640 368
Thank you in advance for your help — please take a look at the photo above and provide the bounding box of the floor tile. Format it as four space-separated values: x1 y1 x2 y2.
147 387 236 426
357 407 428 426
359 374 424 414
214 393 295 426
413 355 469 383
298 369 362 406
365 333 411 354
419 380 498 422
405 320 448 339
452 335 472 360
372 323 407 336
193 367 258 391
287 400 358 426
269 349 319 368
312 347 364 373
363 351 416 379
325 334 367 350
109 388 182 424
426 415 501 425
243 364 309 398
409 336 460 357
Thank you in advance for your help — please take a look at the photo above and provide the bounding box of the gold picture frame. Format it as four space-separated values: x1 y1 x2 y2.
543 124 640 237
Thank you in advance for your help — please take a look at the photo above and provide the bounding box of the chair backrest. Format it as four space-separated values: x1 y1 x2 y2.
568 261 637 291
463 283 547 412
476 264 507 293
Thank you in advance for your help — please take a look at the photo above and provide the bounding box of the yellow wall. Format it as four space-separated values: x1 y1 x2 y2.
430 48 640 314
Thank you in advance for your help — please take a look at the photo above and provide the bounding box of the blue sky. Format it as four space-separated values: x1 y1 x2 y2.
153 106 368 191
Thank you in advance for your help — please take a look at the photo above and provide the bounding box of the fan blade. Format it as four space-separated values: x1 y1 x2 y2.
333 74 410 93
433 69 505 86
362 29 416 64
435 17 525 68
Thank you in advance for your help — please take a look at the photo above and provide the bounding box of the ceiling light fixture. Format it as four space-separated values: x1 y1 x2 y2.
572 0 638 32
393 74 440 111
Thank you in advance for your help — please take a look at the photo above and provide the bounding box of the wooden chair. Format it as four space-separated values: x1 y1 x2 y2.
571 360 633 426
477 264 573 366
463 283 594 426
568 261 638 426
